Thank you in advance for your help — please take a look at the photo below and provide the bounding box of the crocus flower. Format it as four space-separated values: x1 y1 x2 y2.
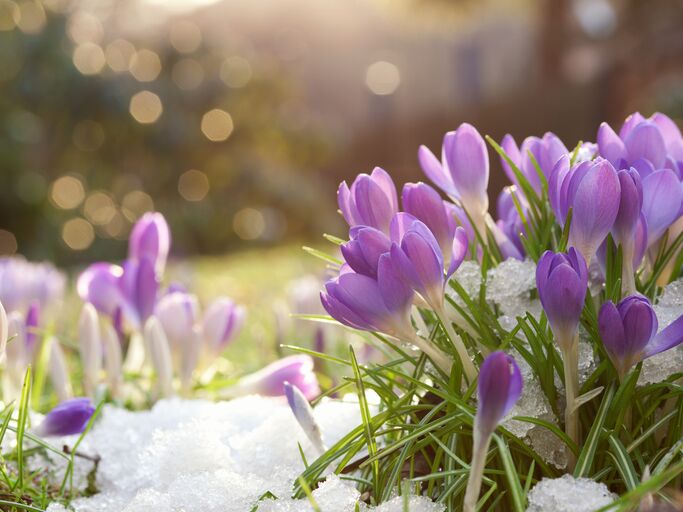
599 295 683 379
144 317 174 398
102 323 123 399
34 398 95 437
402 182 458 265
78 303 102 398
284 381 326 454
464 352 522 512
495 187 526 260
340 227 391 278
337 167 398 234
388 213 468 312
598 112 683 174
641 169 683 248
549 156 621 264
418 123 489 235
536 248 588 349
202 297 245 355
128 212 171 275
47 337 72 402
231 355 320 400
499 132 568 194
321 256 453 374
0 257 65 314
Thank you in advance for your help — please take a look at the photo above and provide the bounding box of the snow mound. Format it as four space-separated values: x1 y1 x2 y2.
526 474 616 512
44 396 443 512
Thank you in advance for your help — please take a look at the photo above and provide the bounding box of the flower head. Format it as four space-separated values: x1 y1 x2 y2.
202 297 245 354
128 212 171 275
337 167 398 233
35 398 95 437
236 355 320 399
599 295 683 378
536 248 588 348
499 132 568 194
475 351 522 437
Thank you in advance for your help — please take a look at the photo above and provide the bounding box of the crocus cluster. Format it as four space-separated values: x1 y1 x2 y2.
325 168 474 376
76 212 245 399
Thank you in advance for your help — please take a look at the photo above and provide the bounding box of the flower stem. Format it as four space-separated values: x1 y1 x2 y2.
621 242 636 297
437 308 477 384
561 339 579 470
464 429 491 512
407 332 453 376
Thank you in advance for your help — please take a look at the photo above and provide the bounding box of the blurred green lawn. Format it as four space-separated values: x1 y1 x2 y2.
172 243 328 372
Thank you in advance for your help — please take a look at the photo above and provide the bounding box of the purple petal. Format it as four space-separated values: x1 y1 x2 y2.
77 263 125 317
128 212 171 275
597 122 627 165
443 123 489 210
644 314 683 359
598 301 626 362
418 144 457 196
651 112 683 161
402 182 453 257
612 168 643 244
619 112 645 140
642 170 683 247
624 121 667 170
476 351 523 436
500 134 521 185
447 227 469 277
35 398 95 437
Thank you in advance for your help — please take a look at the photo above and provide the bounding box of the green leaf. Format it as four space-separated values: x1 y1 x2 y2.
607 434 639 490
574 383 615 478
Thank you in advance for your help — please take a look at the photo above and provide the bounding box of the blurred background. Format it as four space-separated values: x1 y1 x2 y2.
1 0 682 264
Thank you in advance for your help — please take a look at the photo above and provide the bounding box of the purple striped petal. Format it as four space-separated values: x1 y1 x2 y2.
418 144 457 197
443 123 489 212
641 169 683 247
644 314 683 359
597 122 627 165
624 121 667 170
476 351 522 436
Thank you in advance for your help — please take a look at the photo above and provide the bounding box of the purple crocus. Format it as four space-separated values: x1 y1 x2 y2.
34 398 95 437
340 226 391 279
536 248 588 349
128 212 171 275
388 213 468 312
202 297 245 355
499 132 568 194
232 355 320 400
612 169 643 294
599 295 683 379
549 156 621 265
641 169 683 248
402 182 458 265
464 351 522 512
598 112 683 174
418 123 489 235
495 187 526 260
77 258 158 331
337 167 398 234
475 351 523 437
24 302 40 356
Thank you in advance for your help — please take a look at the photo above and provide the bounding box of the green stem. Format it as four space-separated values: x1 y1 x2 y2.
438 308 477 384
561 339 579 470
406 332 453 376
622 242 636 297
464 429 491 512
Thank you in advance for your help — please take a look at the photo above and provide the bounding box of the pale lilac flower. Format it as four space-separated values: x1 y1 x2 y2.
234 355 320 400
337 167 398 234
202 297 245 355
128 212 171 275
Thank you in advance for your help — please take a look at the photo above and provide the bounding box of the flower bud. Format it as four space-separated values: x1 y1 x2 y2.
78 303 102 397
202 297 245 355
144 317 174 398
47 337 72 402
536 248 588 349
34 398 95 437
128 212 171 275
337 167 398 233
284 381 325 454
102 323 123 399
599 295 683 379
233 355 320 400
475 351 523 437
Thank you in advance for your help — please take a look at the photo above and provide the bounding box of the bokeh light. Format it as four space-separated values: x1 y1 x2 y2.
169 20 202 54
201 109 233 141
0 1 18 31
233 208 265 240
84 191 116 225
178 169 210 201
220 57 252 88
15 1 45 34
50 175 85 210
121 190 154 221
66 10 102 44
129 91 163 124
73 42 106 75
105 39 136 72
365 60 401 95
129 49 162 82
62 217 94 250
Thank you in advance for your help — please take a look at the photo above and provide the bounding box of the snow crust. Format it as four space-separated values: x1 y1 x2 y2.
42 396 442 512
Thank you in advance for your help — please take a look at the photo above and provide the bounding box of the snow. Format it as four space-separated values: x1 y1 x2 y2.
639 278 683 385
526 474 616 512
42 396 442 512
